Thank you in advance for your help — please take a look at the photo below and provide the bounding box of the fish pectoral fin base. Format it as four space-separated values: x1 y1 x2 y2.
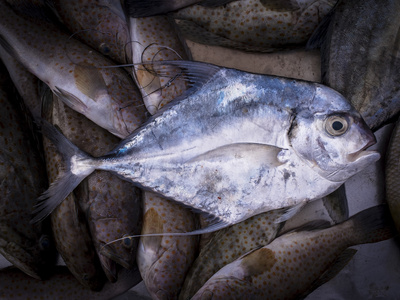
186 143 284 167
53 87 88 112
73 65 108 101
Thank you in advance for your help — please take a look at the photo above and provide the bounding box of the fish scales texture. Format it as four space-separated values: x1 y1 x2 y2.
52 0 131 64
191 205 395 300
309 0 400 130
179 209 286 300
127 14 191 114
137 192 198 300
0 67 56 280
33 61 379 227
42 94 107 291
0 1 147 138
385 119 400 233
0 266 143 300
173 0 337 52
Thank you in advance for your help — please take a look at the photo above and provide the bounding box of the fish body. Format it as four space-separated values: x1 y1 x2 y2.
127 14 191 114
191 205 395 299
33 61 379 229
0 266 143 300
137 192 198 299
180 209 286 299
307 0 400 130
0 66 56 280
52 0 131 64
0 1 147 138
173 0 337 52
41 91 107 290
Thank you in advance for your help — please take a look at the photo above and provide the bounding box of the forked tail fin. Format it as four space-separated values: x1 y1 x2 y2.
31 120 96 223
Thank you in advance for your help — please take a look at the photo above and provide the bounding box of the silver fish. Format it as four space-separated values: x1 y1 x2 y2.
191 205 395 300
0 65 56 280
0 1 147 138
0 266 143 300
32 61 379 233
307 0 400 131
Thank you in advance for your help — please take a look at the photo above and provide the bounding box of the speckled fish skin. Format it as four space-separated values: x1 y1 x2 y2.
52 0 131 64
33 61 379 227
0 67 56 280
127 14 191 114
137 192 198 299
179 209 286 300
191 205 395 300
0 1 147 138
307 0 400 131
385 119 400 233
41 92 106 291
173 0 337 52
0 266 143 300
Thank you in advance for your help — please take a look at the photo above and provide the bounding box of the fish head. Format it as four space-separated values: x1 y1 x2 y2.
289 85 380 182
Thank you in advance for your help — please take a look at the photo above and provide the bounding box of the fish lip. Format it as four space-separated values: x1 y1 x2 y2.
347 139 380 162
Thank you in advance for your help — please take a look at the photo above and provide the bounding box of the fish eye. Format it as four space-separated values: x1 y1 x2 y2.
39 235 51 250
325 115 348 136
122 234 133 248
99 43 111 55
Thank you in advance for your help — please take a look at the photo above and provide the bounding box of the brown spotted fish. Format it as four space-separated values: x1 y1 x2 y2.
41 90 106 291
191 205 395 300
172 0 337 52
0 0 147 138
179 208 286 300
0 266 143 300
125 11 192 114
0 65 56 280
52 0 131 64
137 192 198 299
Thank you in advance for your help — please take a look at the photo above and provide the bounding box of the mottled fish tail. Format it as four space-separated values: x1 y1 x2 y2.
31 120 96 223
346 204 397 245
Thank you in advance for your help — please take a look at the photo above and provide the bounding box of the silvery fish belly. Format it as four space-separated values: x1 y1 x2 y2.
33 61 380 228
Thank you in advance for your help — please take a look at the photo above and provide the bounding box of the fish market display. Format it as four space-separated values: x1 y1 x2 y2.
137 192 198 299
307 0 400 130
52 0 131 64
0 66 57 280
126 13 191 114
180 208 286 299
41 91 107 290
172 0 337 52
32 61 379 233
386 119 400 233
0 0 147 138
0 266 142 300
191 205 395 300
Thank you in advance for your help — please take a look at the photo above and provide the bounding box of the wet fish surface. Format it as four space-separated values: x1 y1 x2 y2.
172 0 337 52
0 1 147 138
307 0 400 130
0 65 56 280
179 208 286 300
32 61 379 232
191 205 395 300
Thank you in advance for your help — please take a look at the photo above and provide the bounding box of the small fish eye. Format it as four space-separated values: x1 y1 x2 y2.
82 274 89 281
325 115 348 136
39 235 51 250
122 235 133 248
99 43 111 55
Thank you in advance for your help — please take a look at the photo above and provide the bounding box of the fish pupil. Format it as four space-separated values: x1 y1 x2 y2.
332 121 343 131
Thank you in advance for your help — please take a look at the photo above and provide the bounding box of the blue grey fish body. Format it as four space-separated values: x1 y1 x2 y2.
33 61 379 231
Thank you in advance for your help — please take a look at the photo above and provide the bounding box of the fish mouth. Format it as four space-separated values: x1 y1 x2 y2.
347 140 380 163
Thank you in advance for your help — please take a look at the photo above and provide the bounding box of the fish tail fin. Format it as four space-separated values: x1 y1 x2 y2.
31 120 96 224
346 204 396 245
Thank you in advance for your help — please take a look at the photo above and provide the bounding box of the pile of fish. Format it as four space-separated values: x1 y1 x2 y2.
0 0 399 299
